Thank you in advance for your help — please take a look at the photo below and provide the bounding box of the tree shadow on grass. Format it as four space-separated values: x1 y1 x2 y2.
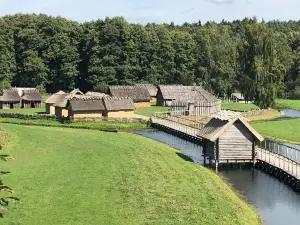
176 152 194 163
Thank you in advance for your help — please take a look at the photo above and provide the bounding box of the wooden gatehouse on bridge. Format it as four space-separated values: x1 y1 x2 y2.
151 110 300 191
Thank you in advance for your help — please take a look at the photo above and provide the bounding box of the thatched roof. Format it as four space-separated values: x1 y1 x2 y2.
0 90 21 102
68 99 105 111
53 89 84 108
103 97 135 111
135 84 158 97
45 91 66 104
85 92 109 98
22 90 42 101
109 86 151 102
158 85 218 104
197 111 264 142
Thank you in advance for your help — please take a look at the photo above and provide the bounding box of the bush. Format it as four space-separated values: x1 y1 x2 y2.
0 112 56 120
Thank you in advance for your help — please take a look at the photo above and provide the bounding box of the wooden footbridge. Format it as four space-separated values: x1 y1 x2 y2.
151 111 300 191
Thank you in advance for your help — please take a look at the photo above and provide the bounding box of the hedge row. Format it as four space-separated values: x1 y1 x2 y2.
0 112 56 120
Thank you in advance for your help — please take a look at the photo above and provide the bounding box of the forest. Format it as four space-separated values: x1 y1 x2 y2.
0 14 300 108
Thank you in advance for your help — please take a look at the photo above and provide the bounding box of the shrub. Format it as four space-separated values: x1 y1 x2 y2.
0 112 56 120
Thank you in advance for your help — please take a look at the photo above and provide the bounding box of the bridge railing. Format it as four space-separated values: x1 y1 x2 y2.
153 111 205 130
257 139 300 164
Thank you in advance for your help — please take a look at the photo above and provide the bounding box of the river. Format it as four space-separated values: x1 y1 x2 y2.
135 129 300 225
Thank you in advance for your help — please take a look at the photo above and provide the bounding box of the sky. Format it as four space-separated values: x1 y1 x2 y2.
0 0 299 24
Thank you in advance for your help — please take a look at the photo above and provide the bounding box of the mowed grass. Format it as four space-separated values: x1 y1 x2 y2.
0 103 46 114
1 124 260 225
275 99 300 110
135 105 170 117
253 119 300 144
222 103 259 111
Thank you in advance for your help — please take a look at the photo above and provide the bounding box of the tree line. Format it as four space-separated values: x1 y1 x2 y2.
0 14 300 108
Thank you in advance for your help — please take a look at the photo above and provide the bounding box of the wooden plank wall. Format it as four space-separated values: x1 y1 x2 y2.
218 121 253 161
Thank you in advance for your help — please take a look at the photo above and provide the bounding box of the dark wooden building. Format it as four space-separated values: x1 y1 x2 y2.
0 91 21 109
21 91 42 108
198 111 264 168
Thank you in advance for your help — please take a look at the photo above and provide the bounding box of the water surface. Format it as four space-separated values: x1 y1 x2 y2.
282 109 300 118
135 129 300 225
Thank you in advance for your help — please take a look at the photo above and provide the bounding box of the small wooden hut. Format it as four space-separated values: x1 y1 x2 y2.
0 90 21 109
103 97 135 119
21 90 42 108
109 86 151 108
67 96 105 120
135 84 158 103
54 89 84 118
198 111 264 168
45 91 67 115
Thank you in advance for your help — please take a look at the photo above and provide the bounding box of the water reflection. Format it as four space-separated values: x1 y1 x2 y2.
135 129 300 225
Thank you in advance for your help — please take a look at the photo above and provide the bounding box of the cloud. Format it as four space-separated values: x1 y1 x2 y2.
209 0 236 4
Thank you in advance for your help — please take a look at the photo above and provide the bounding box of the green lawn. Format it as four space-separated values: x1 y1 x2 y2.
253 118 300 144
1 124 260 225
135 105 170 117
274 99 300 110
0 103 46 114
222 102 259 111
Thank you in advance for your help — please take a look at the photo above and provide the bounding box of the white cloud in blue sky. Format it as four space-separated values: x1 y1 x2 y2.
0 0 299 24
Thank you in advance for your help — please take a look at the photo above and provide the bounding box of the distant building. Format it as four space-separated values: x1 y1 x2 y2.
103 97 135 119
45 91 67 115
21 90 42 108
231 93 245 103
109 85 151 108
0 90 21 109
135 84 158 103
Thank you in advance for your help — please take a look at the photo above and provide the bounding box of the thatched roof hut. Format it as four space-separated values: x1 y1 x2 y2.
21 90 42 102
135 84 158 97
109 86 151 103
0 90 21 102
45 91 66 104
103 97 135 111
198 111 264 166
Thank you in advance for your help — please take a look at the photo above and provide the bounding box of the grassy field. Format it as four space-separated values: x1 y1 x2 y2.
253 118 300 144
222 102 259 111
1 124 260 225
274 99 300 110
247 109 282 122
0 103 46 114
135 105 169 117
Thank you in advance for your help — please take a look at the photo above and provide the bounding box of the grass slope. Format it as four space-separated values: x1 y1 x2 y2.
1 124 259 225
275 99 300 110
253 119 300 144
135 105 169 117
222 103 259 111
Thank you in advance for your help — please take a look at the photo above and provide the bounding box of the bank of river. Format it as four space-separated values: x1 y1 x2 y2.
135 129 300 225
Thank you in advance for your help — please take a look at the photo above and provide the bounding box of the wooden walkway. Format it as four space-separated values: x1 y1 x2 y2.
151 116 204 138
152 114 300 183
257 147 300 180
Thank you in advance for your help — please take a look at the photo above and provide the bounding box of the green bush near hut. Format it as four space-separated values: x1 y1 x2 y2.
1 124 260 225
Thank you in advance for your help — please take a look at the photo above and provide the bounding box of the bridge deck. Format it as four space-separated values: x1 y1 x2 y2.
151 117 203 138
257 147 300 180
